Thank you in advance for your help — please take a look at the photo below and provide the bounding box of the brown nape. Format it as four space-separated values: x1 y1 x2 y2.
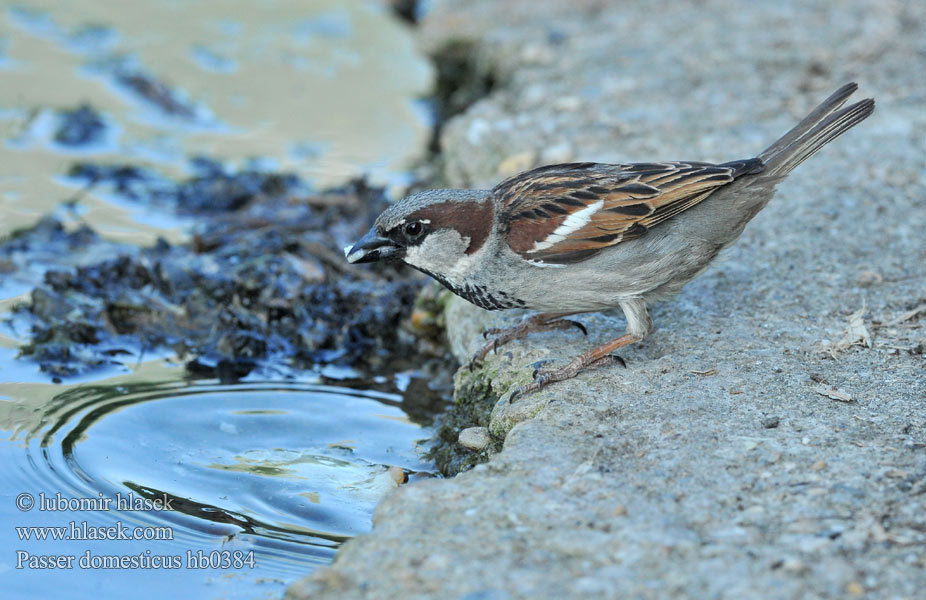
408 200 494 254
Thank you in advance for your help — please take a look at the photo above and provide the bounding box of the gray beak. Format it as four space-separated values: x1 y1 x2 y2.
344 228 399 264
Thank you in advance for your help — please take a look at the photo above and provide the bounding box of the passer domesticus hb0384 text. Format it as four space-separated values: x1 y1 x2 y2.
346 83 874 397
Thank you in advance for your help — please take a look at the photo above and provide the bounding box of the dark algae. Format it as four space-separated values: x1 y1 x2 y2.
5 163 424 379
54 104 107 147
68 157 303 214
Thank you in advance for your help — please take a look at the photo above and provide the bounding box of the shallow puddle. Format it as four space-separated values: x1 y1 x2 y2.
0 0 433 243
0 1 442 594
1 379 433 597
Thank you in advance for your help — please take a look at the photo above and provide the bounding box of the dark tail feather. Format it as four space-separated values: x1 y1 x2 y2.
759 84 875 177
759 83 859 162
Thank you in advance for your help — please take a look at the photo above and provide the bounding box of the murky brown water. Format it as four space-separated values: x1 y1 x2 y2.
1 1 437 596
0 0 432 244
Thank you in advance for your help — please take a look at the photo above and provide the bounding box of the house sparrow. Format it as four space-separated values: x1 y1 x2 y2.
346 83 874 398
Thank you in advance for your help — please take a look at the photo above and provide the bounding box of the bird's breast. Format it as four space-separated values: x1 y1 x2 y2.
414 266 526 311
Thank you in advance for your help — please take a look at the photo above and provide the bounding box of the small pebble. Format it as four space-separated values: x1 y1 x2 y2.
458 427 491 451
388 466 407 485
780 557 807 574
856 270 883 287
761 416 780 429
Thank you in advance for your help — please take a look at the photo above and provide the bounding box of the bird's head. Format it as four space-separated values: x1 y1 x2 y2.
345 189 494 278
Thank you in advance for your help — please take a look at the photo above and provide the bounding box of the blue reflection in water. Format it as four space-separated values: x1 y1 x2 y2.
0 381 433 598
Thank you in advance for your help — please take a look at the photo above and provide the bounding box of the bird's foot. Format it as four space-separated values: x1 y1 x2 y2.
507 333 639 402
468 312 585 370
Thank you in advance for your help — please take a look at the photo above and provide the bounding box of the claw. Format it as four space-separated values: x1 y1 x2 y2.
530 359 551 377
508 380 542 403
589 354 626 370
471 313 588 376
531 366 552 381
565 320 588 336
508 333 639 399
515 370 550 399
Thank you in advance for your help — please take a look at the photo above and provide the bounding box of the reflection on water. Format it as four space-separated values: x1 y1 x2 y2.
0 2 440 595
0 379 432 597
0 0 433 243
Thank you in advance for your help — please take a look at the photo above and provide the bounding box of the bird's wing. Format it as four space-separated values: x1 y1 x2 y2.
495 159 762 264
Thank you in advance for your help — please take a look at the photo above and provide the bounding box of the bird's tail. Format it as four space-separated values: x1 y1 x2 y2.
758 83 875 177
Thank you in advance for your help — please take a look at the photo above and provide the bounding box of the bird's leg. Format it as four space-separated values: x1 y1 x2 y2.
508 298 653 401
510 333 640 400
469 312 586 369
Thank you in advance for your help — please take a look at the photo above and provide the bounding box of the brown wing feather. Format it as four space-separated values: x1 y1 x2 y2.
496 160 762 264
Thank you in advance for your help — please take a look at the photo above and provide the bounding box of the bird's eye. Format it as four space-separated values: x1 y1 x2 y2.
403 221 422 238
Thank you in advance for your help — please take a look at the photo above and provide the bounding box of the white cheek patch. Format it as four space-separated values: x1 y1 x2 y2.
529 200 603 252
404 244 425 266
403 230 474 282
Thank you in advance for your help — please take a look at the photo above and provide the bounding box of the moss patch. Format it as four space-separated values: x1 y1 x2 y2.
424 353 534 475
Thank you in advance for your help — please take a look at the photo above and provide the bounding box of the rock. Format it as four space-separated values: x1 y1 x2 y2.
856 270 883 287
457 426 490 451
288 1 926 599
